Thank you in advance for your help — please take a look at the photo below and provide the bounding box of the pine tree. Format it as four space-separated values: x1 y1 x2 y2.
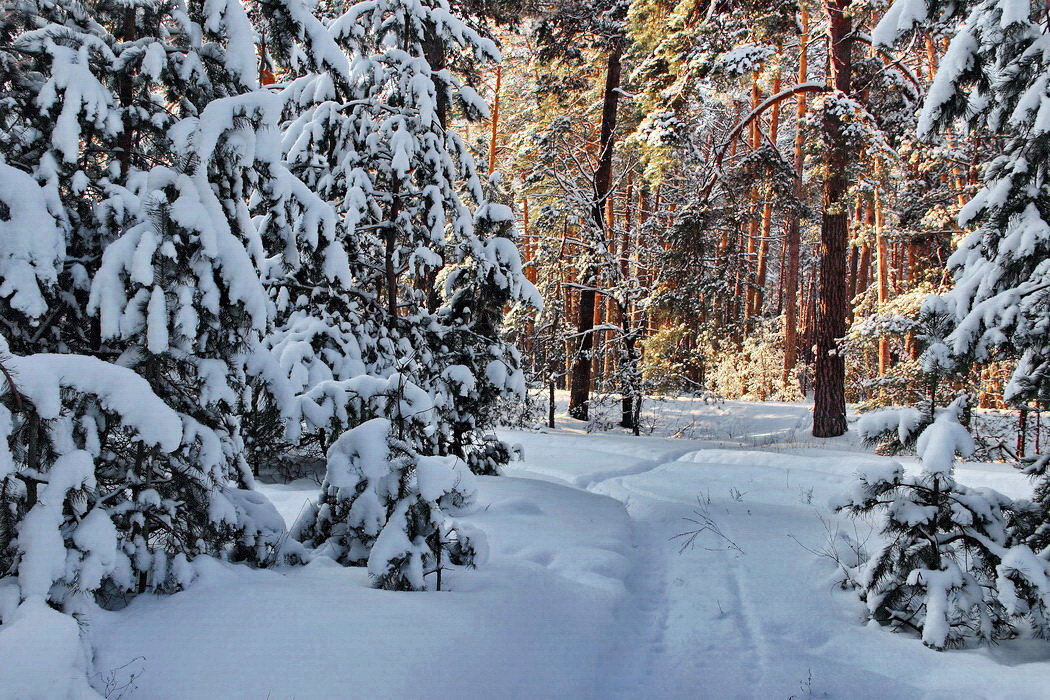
0 0 334 607
875 0 1050 606
280 0 534 583
80 0 336 588
0 0 113 355
292 383 483 591
839 396 1016 648
240 0 364 473
270 0 535 472
874 1 1050 436
847 294 1050 646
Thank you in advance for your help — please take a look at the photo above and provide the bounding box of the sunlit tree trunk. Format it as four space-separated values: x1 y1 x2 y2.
488 65 502 175
783 3 809 387
752 55 782 320
744 78 762 322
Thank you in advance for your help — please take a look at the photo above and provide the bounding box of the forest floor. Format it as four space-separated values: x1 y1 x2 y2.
89 397 1050 699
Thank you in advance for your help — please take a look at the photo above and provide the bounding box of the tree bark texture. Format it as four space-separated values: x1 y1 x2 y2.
812 0 853 438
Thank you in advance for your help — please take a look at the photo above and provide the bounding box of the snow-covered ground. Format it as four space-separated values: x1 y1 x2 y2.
86 399 1048 698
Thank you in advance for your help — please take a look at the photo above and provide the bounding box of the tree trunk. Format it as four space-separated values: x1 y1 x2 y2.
620 174 637 430
857 241 871 300
1018 407 1029 458
812 0 853 438
422 26 448 129
875 176 891 375
744 79 762 322
751 49 783 319
117 6 137 178
386 179 401 323
782 4 809 387
488 65 502 175
847 243 859 321
568 43 624 420
548 379 556 429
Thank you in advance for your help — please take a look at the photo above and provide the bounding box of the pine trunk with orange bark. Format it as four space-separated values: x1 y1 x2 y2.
812 0 854 438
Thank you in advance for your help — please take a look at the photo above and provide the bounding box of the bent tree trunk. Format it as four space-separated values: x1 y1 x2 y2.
813 0 853 438
568 43 624 420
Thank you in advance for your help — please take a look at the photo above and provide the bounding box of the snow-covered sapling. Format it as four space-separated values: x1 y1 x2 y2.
294 417 483 590
838 397 1015 648
856 299 963 455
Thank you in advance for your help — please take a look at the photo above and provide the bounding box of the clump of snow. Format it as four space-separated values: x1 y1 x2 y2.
0 163 64 320
856 406 923 447
0 597 101 699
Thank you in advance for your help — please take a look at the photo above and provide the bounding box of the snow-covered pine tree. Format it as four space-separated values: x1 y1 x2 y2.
81 0 343 587
890 0 1050 405
838 396 1017 649
0 0 112 356
434 199 535 473
847 295 1050 645
844 298 1024 648
0 154 293 618
268 0 536 474
0 337 188 609
340 0 536 472
292 379 484 591
238 0 367 474
855 298 962 454
0 0 339 601
874 0 1050 598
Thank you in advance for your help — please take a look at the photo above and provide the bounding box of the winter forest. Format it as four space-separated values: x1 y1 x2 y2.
1 0 1050 695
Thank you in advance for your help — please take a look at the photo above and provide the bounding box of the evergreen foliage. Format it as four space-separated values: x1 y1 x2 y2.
838 397 1017 649
876 0 1050 408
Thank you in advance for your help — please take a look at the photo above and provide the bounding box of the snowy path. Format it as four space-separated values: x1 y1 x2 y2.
88 401 1050 698
503 424 1049 699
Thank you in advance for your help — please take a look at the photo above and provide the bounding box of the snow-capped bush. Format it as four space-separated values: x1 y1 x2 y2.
836 397 1049 648
293 418 481 590
708 320 802 401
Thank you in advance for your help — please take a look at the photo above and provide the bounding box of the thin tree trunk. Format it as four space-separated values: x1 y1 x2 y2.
569 43 624 420
847 243 859 320
875 177 891 375
751 48 783 319
117 6 137 177
783 4 809 387
621 174 636 429
488 65 502 175
1018 407 1029 458
422 26 448 129
857 241 871 300
744 79 762 321
418 25 448 311
522 196 536 283
549 379 556 429
386 182 401 322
